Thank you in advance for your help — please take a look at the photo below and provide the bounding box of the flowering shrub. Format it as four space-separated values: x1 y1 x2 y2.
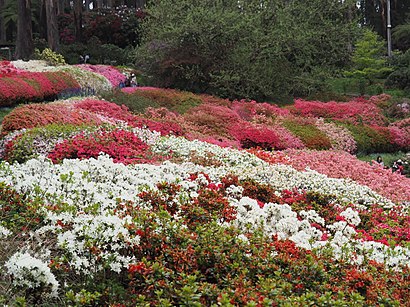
232 99 290 120
292 97 388 126
74 98 136 123
124 87 203 114
2 124 89 163
54 66 112 92
1 102 102 134
255 149 410 203
0 148 408 305
183 104 241 139
0 71 80 106
229 121 280 150
281 118 332 150
121 86 160 93
48 128 160 164
338 122 399 154
76 64 126 87
315 118 357 153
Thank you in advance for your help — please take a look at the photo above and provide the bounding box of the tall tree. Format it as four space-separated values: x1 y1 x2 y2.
73 0 82 41
16 0 34 59
136 0 359 101
45 0 59 50
0 0 6 43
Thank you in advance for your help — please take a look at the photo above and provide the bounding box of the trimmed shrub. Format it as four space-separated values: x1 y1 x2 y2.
1 102 102 134
2 124 88 163
48 128 158 164
337 122 398 154
281 118 332 150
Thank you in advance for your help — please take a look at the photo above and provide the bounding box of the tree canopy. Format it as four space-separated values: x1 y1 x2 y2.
135 0 359 102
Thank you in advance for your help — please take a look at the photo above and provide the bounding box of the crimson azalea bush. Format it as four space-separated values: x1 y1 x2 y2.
229 121 281 150
48 128 160 164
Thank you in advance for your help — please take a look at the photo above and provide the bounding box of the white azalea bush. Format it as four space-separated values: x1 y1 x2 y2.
0 133 409 305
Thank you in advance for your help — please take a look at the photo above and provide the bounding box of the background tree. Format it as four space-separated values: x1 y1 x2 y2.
0 0 6 43
15 0 34 59
45 0 59 51
135 0 358 102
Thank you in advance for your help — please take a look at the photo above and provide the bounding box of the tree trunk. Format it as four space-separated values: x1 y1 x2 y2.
135 0 145 9
46 0 59 51
85 0 91 11
39 0 48 40
0 0 6 43
73 0 82 41
16 0 34 59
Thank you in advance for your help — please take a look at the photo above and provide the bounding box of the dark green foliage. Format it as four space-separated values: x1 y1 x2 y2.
59 39 133 65
136 0 358 102
385 50 410 91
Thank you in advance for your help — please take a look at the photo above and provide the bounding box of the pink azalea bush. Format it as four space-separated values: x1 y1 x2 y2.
76 64 126 87
292 97 388 126
315 118 357 153
267 149 410 203
74 98 136 123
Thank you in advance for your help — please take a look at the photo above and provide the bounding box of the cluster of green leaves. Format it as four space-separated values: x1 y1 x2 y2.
136 0 358 102
385 49 410 92
34 48 66 66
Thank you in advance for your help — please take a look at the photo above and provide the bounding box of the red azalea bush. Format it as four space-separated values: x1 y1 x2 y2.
1 103 102 134
229 121 281 150
48 128 159 164
0 70 80 106
76 64 126 86
292 97 388 126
